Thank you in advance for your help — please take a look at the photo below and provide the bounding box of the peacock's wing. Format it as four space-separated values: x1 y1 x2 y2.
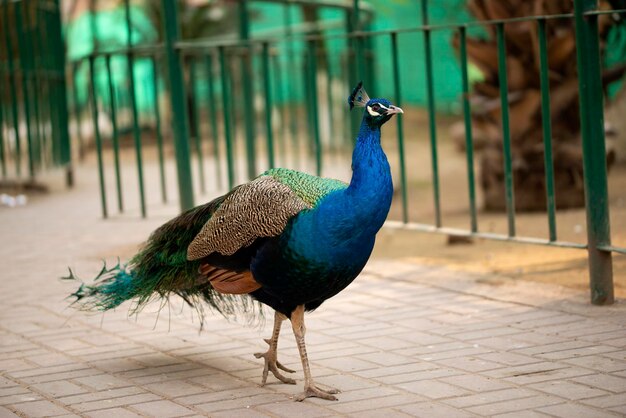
187 168 347 294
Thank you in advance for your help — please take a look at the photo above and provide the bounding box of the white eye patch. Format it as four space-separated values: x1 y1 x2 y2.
367 103 390 117
367 106 381 116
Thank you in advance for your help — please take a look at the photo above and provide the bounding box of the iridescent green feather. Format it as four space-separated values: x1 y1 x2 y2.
263 168 347 207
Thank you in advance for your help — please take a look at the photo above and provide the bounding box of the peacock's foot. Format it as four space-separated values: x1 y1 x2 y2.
294 384 340 401
254 341 296 385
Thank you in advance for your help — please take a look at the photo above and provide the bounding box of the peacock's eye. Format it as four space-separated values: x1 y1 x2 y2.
371 103 381 112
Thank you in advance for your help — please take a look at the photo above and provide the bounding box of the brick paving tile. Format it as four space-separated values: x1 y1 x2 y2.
8 400 72 417
372 367 460 385
144 381 208 398
414 346 491 362
325 394 421 414
258 399 336 417
483 362 593 384
2 170 626 417
129 399 197 416
85 407 143 418
537 402 622 418
442 388 538 409
196 394 288 413
210 408 273 417
347 407 413 418
354 351 412 367
71 394 161 412
465 394 563 415
536 345 620 361
562 354 626 373
72 374 133 391
30 381 89 398
0 406 20 417
397 380 472 399
0 393 43 406
581 393 626 408
396 401 477 418
571 374 626 393
438 374 513 392
528 379 610 400
435 356 504 373
492 411 552 418
354 362 434 379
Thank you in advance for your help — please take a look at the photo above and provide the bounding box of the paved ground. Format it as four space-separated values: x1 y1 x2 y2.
1 165 626 417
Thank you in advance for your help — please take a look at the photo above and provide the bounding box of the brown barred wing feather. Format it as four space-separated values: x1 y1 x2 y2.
187 176 311 261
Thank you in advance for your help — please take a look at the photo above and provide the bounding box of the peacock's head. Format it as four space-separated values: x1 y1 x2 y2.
348 81 403 127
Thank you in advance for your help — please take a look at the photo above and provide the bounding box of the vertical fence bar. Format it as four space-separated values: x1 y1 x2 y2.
189 58 206 194
3 0 21 176
421 1 441 227
151 56 167 203
574 0 614 305
0 80 5 177
324 49 335 150
161 0 194 211
307 39 322 176
262 42 275 169
15 2 35 179
239 0 256 179
124 0 147 217
459 26 478 233
219 46 235 190
496 22 516 237
72 62 84 160
272 54 287 166
105 54 123 212
50 0 71 180
391 32 408 224
346 7 359 142
24 2 42 171
537 18 557 242
204 53 222 189
284 3 299 164
34 3 48 167
88 56 107 219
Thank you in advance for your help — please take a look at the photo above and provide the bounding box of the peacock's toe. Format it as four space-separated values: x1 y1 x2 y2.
254 350 297 385
294 384 339 401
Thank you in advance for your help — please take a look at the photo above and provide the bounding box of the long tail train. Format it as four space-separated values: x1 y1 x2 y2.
63 198 264 326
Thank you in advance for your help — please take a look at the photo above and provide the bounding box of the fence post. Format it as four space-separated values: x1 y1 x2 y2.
573 0 614 305
160 0 194 212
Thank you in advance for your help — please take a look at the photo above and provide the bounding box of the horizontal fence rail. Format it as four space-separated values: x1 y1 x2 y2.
65 0 624 305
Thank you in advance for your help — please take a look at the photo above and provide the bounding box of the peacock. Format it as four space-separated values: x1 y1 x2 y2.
66 82 403 401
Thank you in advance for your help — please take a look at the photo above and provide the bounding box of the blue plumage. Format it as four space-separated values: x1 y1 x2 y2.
67 83 403 401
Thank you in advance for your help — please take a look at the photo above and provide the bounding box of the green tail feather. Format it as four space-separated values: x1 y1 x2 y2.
64 195 265 326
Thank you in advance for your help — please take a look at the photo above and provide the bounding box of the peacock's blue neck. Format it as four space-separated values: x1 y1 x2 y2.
344 120 394 234
286 117 393 267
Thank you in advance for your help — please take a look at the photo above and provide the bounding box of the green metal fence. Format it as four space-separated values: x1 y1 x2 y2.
72 0 624 305
0 0 71 183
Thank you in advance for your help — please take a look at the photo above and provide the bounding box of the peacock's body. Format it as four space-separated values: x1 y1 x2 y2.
67 83 402 401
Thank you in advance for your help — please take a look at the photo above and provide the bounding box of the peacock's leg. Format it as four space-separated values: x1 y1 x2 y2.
254 310 296 385
290 305 340 401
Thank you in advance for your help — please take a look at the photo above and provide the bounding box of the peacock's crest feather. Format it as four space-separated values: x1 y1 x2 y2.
348 81 370 110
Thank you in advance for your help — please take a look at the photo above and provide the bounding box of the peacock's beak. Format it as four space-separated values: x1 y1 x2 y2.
386 105 404 115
